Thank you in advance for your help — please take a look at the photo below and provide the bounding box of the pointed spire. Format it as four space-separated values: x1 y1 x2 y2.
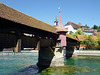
55 16 58 22
54 16 58 26
54 16 58 23
57 11 68 32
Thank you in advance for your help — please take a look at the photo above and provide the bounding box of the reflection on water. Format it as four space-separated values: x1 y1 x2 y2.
0 52 38 75
39 56 100 75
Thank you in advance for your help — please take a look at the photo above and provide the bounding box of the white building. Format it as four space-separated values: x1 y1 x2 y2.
65 21 81 34
54 17 96 35
81 27 96 35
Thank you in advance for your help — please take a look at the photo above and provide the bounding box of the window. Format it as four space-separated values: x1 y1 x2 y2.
57 40 61 47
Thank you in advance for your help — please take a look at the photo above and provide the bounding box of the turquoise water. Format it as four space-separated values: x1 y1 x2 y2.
1 52 100 75
66 56 100 75
0 52 38 75
40 56 100 75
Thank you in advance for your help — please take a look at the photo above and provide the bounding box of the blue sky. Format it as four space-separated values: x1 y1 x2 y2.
1 0 100 28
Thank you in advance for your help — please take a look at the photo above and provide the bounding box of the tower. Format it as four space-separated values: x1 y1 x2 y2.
54 16 58 27
56 11 68 47
50 11 68 67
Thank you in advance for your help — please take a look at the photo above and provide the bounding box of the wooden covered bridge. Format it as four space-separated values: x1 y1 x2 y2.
0 3 58 52
0 3 79 67
0 3 79 52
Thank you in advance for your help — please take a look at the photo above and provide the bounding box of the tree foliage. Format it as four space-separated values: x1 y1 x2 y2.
69 31 73 34
81 24 89 28
92 25 100 32
97 34 100 45
85 24 90 28
81 35 99 50
92 25 98 29
72 28 85 37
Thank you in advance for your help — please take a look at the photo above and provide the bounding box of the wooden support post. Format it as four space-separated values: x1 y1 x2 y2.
48 46 55 55
35 39 40 50
14 31 22 52
14 38 21 52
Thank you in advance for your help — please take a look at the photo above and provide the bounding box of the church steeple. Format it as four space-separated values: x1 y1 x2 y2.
54 16 58 27
57 11 68 32
56 11 67 47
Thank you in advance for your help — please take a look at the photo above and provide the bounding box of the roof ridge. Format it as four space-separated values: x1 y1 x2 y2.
66 33 79 41
66 21 81 29
67 21 80 26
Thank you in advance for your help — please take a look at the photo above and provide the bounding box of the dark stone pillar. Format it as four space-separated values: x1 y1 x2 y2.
37 47 55 71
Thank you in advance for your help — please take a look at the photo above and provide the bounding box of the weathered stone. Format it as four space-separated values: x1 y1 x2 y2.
50 47 66 67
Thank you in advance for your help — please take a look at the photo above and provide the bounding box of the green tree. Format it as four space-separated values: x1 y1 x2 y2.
69 31 73 34
97 34 100 45
92 25 98 29
80 24 89 28
81 35 99 49
72 28 85 37
85 24 89 28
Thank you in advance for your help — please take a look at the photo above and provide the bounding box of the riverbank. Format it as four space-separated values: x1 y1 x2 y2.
0 50 38 55
73 50 100 57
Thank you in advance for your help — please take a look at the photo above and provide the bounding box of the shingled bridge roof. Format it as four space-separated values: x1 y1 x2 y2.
0 3 57 34
0 3 80 41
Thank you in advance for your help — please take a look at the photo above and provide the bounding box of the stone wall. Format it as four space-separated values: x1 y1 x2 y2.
72 50 100 57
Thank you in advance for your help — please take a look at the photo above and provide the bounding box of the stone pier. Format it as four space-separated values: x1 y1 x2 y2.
50 47 66 67
37 47 66 69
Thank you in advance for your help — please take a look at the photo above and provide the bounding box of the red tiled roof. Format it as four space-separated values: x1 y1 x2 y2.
77 35 86 41
77 35 98 41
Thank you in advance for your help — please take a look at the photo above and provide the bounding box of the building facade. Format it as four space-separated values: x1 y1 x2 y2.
65 21 81 34
81 27 96 35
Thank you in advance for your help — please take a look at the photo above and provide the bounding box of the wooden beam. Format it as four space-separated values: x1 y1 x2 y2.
14 31 22 52
35 39 40 50
48 46 55 55
14 38 21 52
